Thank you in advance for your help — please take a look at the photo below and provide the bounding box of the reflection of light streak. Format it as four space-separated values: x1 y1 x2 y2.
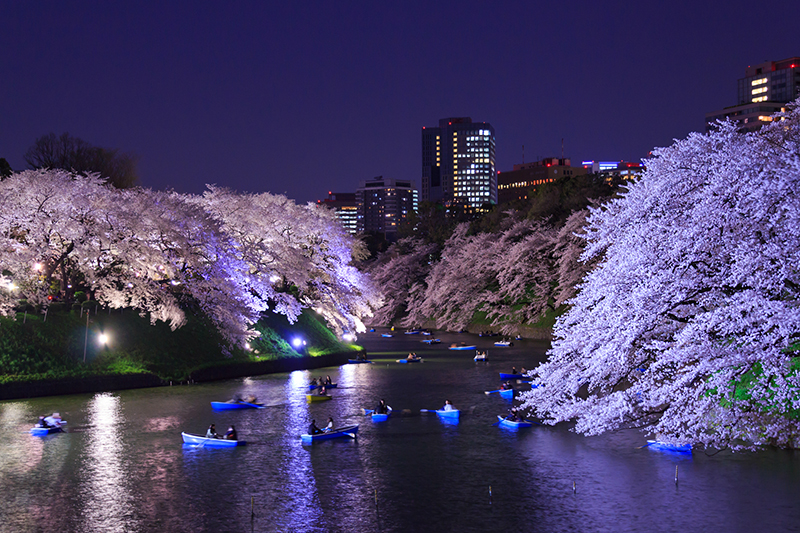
0 402 44 473
280 371 324 528
81 393 135 531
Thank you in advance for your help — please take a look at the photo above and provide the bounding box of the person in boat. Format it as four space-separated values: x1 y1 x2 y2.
511 367 518 375
325 375 332 385
407 352 417 360
206 424 219 438
244 395 257 404
37 416 51 428
324 417 334 432
310 377 318 386
318 386 327 395
500 381 510 391
43 413 62 428
443 399 455 411
224 425 237 440
375 399 390 414
308 419 322 435
520 367 527 375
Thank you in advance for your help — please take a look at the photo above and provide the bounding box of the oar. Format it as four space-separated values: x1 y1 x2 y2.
361 409 374 415
638 441 654 449
491 417 506 426
420 409 438 413
241 402 265 409
344 432 357 439
484 390 501 395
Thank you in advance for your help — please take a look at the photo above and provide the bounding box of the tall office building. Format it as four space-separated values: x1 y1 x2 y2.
422 117 496 209
706 57 799 131
316 192 358 235
356 177 418 242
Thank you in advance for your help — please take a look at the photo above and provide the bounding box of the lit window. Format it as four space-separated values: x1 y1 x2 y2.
751 77 768 86
758 116 773 122
752 87 768 95
752 96 768 103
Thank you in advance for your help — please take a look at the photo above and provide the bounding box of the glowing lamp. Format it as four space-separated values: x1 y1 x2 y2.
292 337 305 349
98 333 108 345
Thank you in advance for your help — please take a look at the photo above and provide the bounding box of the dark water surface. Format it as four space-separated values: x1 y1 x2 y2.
1 331 799 532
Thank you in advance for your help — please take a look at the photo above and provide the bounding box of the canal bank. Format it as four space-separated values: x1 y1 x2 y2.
0 348 365 400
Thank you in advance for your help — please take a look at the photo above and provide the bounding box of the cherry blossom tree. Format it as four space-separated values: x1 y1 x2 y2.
0 171 377 347
520 102 800 450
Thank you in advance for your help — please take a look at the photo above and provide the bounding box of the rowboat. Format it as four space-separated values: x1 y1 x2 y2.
494 340 513 347
646 440 692 453
381 333 393 338
474 351 487 361
499 388 514 400
30 426 63 436
496 416 534 429
210 401 265 410
436 408 460 419
404 330 422 335
309 383 338 390
306 394 332 403
421 338 441 344
372 412 390 422
499 373 523 380
301 425 359 443
181 432 245 447
348 359 373 364
397 358 423 363
449 344 477 350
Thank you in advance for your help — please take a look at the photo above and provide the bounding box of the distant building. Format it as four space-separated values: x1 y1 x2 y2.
422 117 496 209
497 158 585 204
579 160 643 182
356 177 418 242
706 57 799 132
316 192 358 235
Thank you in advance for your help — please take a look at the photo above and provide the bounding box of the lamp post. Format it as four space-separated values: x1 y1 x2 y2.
83 311 90 363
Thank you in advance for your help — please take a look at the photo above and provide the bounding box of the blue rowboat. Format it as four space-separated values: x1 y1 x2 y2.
646 440 692 453
301 425 359 443
421 338 441 344
436 409 460 419
30 426 63 436
396 358 423 364
404 330 422 335
499 389 514 400
372 413 390 422
182 432 245 447
381 333 393 337
211 401 265 410
494 340 513 347
499 373 523 380
496 416 534 429
449 345 477 350
309 383 338 390
348 359 373 364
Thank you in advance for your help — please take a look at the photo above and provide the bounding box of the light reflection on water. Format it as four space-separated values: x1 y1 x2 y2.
79 392 135 532
0 333 798 532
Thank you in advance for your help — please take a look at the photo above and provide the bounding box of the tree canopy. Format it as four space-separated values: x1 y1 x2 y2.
24 132 139 189
0 170 377 348
520 101 800 450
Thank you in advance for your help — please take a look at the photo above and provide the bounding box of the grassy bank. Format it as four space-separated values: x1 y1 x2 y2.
0 306 361 385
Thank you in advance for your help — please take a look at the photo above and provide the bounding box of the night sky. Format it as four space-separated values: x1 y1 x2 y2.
2 1 797 204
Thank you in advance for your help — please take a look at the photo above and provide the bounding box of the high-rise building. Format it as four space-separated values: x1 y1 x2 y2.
706 57 799 132
316 192 358 235
356 177 418 242
422 117 496 209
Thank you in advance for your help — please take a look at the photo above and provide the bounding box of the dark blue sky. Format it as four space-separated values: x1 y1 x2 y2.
2 1 797 203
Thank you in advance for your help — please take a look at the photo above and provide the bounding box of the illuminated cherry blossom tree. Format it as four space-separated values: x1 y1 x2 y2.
520 102 800 450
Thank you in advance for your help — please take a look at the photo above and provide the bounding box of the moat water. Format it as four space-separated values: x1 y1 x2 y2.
1 332 798 532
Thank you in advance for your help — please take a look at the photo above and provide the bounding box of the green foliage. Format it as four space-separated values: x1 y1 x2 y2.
0 305 360 385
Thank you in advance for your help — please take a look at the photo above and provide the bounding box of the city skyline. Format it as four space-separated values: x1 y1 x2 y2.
2 2 798 204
